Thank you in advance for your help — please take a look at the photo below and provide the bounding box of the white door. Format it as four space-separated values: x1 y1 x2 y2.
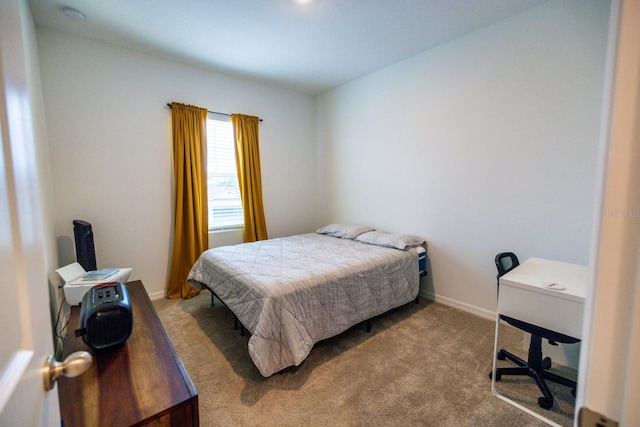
0 0 60 425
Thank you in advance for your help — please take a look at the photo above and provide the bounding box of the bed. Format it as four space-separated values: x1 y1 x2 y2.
187 224 427 377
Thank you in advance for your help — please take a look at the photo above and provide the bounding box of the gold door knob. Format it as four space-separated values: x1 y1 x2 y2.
43 351 92 391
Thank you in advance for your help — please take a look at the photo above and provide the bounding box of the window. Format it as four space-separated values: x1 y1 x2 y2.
206 116 243 230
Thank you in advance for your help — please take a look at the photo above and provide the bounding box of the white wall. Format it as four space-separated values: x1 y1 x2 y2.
37 29 318 298
38 1 611 310
316 1 611 316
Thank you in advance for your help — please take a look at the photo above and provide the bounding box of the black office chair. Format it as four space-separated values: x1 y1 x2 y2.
490 252 579 409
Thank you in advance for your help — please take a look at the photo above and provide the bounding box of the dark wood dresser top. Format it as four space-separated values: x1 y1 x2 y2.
58 280 198 426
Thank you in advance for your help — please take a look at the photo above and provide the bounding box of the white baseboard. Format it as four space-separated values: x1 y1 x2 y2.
147 290 166 301
420 289 495 322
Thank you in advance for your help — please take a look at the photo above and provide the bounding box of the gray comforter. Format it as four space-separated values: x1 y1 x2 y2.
188 233 420 376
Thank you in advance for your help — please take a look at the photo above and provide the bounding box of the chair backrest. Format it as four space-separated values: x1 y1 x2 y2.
495 252 519 300
495 252 519 278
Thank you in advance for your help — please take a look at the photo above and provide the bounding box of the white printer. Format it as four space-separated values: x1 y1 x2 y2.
56 262 132 306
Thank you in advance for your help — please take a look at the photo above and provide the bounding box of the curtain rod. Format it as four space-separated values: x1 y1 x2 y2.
166 103 262 122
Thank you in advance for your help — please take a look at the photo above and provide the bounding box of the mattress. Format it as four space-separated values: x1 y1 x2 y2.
188 232 422 376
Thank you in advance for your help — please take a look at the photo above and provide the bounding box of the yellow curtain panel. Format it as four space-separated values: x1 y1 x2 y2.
231 113 268 242
167 103 209 299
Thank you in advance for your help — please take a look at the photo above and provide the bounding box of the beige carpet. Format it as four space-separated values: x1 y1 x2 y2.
153 292 576 426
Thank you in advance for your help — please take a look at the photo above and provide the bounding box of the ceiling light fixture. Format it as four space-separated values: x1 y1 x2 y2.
62 6 85 21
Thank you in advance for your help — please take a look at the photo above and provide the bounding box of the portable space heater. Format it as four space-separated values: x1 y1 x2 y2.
77 282 133 350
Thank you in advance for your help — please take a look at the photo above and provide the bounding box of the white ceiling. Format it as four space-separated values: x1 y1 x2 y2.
28 0 546 94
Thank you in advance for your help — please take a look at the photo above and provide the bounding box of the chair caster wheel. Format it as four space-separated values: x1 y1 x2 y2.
542 357 552 370
538 396 553 409
497 351 506 361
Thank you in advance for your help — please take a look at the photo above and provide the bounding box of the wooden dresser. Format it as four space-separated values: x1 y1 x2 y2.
59 280 199 426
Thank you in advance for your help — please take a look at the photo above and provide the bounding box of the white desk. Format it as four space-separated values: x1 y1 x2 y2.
492 257 588 425
498 257 587 339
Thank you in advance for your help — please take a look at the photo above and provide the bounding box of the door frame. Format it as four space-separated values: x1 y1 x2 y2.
578 0 640 425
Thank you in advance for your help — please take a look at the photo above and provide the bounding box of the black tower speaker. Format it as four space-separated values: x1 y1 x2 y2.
73 219 97 271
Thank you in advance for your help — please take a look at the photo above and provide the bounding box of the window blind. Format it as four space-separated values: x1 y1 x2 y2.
206 117 243 230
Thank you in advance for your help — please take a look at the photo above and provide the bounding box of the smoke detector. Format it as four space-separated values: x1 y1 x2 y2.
62 6 85 21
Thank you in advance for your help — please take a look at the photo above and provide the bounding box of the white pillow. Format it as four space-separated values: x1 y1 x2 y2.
316 224 375 239
355 231 425 250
